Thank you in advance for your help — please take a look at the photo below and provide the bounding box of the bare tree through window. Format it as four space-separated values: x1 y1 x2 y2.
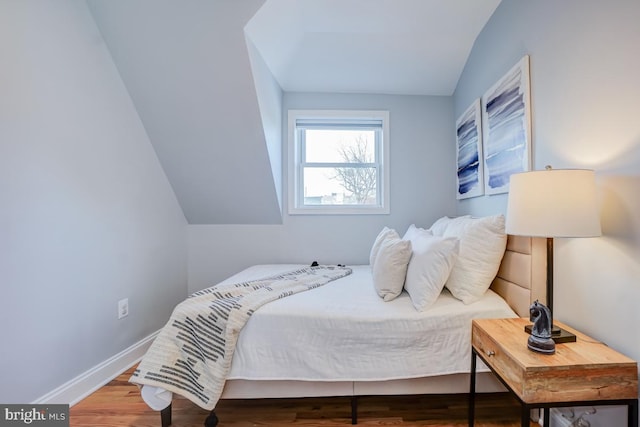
331 134 377 204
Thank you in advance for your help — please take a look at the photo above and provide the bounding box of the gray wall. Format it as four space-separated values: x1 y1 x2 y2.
454 1 640 424
87 0 282 225
0 0 187 403
246 38 284 210
188 92 456 292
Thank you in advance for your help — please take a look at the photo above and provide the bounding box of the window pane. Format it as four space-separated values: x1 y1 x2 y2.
303 167 378 205
288 110 389 215
305 130 375 163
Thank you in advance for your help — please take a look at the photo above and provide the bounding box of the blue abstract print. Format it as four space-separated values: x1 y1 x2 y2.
482 56 531 194
456 100 483 199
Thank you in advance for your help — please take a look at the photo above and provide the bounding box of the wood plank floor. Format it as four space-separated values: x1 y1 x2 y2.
69 367 536 427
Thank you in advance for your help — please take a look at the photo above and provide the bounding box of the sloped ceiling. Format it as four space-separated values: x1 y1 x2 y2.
246 0 502 95
87 0 500 224
88 0 281 224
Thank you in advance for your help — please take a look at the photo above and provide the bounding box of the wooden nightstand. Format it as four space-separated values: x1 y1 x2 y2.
469 318 638 427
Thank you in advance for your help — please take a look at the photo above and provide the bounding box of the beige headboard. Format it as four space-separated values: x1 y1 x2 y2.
490 235 547 317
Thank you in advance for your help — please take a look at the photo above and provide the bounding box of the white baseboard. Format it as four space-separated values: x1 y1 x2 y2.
33 330 159 407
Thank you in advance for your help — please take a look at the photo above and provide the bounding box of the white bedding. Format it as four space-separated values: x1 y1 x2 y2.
225 264 517 382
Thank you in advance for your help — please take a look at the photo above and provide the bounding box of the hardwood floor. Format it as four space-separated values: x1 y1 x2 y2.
69 368 536 426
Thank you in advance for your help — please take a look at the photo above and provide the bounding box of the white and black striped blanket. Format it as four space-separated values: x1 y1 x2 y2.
130 265 352 410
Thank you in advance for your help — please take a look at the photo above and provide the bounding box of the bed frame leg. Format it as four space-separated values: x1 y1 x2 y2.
204 410 219 427
160 404 171 427
351 396 358 424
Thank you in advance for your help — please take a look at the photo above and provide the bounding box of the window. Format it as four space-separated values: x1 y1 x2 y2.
288 110 389 215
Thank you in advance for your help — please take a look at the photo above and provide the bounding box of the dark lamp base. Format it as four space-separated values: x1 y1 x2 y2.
524 324 577 343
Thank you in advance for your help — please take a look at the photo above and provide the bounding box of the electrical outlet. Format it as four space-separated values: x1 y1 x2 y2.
118 298 129 319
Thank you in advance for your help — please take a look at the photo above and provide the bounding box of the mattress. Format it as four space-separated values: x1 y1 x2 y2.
224 264 518 382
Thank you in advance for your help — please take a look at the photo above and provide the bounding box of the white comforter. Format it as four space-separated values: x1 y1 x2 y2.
226 264 517 382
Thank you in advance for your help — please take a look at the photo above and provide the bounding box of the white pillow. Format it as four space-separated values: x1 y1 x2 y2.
429 215 471 236
442 215 507 304
369 226 399 268
372 235 412 301
402 223 427 241
402 225 460 311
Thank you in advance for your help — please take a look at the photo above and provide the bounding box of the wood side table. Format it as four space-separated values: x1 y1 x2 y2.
469 318 638 427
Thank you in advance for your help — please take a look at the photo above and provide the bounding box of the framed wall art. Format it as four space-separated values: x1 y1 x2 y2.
481 55 532 195
455 99 484 199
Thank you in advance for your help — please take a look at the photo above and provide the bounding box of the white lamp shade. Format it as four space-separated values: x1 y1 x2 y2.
506 169 602 238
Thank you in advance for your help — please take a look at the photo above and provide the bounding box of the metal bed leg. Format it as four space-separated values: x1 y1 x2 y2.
204 410 219 427
351 396 358 424
160 404 171 427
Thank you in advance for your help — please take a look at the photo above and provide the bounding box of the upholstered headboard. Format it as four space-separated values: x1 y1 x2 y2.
490 235 547 317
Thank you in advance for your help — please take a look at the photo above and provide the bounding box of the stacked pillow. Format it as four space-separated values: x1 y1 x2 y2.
369 227 412 301
431 215 507 304
429 215 470 236
402 225 460 311
369 214 506 310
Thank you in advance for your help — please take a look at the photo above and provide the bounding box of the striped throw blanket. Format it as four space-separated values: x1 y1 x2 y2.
130 265 352 410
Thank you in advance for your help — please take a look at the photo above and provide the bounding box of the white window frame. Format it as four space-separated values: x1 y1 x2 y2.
287 110 390 215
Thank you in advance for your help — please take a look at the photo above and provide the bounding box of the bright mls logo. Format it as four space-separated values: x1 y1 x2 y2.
0 405 69 426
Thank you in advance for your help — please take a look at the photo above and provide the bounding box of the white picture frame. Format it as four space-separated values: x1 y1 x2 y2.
481 55 532 195
455 99 484 199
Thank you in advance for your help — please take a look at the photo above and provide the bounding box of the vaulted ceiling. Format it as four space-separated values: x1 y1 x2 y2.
87 0 501 224
246 0 501 95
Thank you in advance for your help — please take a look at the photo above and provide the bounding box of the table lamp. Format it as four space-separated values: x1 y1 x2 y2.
505 166 601 343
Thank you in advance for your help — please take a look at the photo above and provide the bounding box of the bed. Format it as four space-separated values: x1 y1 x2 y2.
133 216 547 427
